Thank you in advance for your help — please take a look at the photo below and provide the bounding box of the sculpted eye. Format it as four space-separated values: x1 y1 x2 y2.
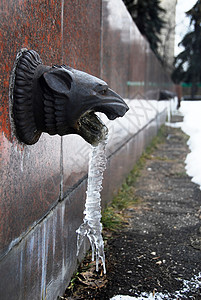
95 84 108 95
99 88 108 95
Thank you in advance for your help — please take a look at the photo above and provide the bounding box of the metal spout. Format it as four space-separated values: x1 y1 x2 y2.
12 49 129 145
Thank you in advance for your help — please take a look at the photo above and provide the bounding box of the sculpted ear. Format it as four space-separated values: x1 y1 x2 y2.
43 69 72 94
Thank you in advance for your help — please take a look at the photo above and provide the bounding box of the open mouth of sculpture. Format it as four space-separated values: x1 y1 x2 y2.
76 94 129 145
77 111 108 146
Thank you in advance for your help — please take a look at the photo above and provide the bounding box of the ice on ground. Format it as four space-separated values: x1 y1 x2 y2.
76 131 108 274
180 101 201 189
110 273 201 300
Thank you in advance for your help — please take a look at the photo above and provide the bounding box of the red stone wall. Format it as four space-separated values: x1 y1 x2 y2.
0 0 101 260
0 1 173 299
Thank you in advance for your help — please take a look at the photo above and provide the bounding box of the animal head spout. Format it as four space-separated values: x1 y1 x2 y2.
12 49 129 145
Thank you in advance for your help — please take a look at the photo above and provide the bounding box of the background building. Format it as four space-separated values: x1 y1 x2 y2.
158 0 177 72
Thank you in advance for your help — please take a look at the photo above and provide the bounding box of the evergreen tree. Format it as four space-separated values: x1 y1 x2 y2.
172 0 201 98
123 0 166 59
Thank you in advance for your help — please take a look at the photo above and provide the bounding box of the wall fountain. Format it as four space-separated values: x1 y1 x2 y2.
11 48 129 274
11 49 128 146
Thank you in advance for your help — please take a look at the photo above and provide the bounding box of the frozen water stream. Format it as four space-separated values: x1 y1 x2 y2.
76 131 108 274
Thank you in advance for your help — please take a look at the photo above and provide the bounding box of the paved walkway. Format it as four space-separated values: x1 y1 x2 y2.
63 115 201 299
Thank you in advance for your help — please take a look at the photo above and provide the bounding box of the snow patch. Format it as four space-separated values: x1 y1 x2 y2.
165 122 182 128
180 101 201 189
110 273 201 299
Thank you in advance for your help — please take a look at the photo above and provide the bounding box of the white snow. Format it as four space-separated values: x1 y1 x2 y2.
180 101 201 189
110 272 201 300
165 121 183 128
167 100 201 189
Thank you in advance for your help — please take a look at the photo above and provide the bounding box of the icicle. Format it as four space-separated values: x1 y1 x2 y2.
76 130 108 274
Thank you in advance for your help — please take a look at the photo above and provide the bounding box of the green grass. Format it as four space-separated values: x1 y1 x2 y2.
66 271 81 292
101 206 123 231
102 125 167 231
174 171 187 177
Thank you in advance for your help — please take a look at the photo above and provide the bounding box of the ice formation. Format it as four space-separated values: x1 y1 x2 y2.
76 130 108 274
